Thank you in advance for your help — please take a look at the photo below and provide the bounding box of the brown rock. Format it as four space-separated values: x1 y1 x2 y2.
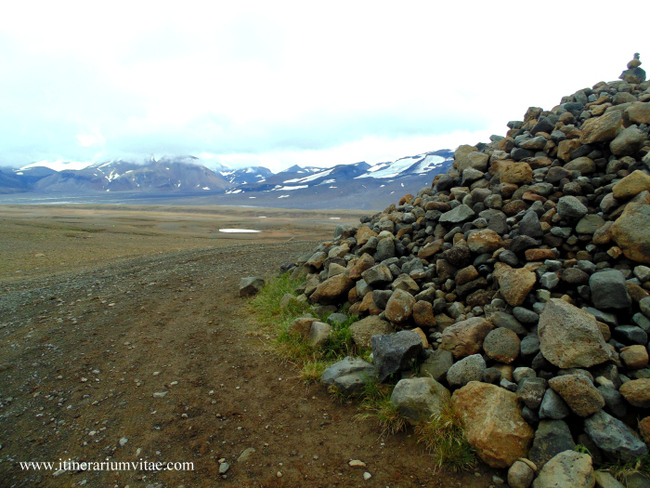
503 200 530 216
593 221 613 245
610 202 650 264
626 101 650 124
620 345 649 370
355 226 377 246
310 274 354 304
538 299 611 369
580 110 623 144
349 316 394 349
548 374 605 417
564 157 596 175
557 139 582 162
482 327 521 364
620 378 650 408
494 263 537 307
287 317 317 338
452 382 534 468
418 239 444 260
467 229 502 254
456 265 479 286
613 170 650 200
441 317 494 359
384 289 416 324
348 253 375 280
413 300 436 328
501 162 533 185
639 417 650 443
525 248 556 261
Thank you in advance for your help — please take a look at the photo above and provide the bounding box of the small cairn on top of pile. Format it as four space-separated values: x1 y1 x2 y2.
285 56 650 483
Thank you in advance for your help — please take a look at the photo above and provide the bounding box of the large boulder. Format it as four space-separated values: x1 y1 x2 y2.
371 331 423 382
389 377 450 424
538 299 611 369
452 381 534 468
440 317 494 359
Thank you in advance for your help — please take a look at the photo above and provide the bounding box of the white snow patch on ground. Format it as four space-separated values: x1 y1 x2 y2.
329 217 341 220
219 229 262 234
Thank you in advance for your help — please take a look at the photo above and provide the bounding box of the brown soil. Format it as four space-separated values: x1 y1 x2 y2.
0 205 498 487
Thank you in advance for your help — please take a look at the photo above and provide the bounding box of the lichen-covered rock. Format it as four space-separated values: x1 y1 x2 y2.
349 316 394 349
440 317 494 359
494 263 537 307
538 299 611 369
532 450 595 488
611 201 650 264
389 377 450 424
452 381 534 468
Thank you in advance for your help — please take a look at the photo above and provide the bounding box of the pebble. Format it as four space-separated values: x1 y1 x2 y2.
363 471 372 480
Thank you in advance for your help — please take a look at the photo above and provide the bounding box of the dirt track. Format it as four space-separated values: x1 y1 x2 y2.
0 206 497 487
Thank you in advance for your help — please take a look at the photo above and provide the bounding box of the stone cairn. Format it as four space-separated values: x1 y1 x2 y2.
283 57 650 486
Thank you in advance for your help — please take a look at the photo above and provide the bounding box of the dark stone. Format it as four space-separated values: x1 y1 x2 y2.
529 420 576 468
371 331 424 383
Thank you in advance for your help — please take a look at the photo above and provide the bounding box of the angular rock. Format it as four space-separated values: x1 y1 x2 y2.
556 196 588 222
412 300 436 328
439 204 476 224
308 321 332 347
532 451 595 488
361 264 393 287
538 299 611 369
494 263 537 307
420 348 453 382
371 331 423 382
610 127 646 157
548 374 605 417
349 316 394 349
580 110 622 144
529 420 576 468
321 357 376 395
539 388 571 420
517 377 547 410
584 410 649 462
452 382 535 468
440 317 494 359
239 276 265 298
390 377 450 424
310 274 354 305
610 201 650 264
589 269 631 310
467 229 502 254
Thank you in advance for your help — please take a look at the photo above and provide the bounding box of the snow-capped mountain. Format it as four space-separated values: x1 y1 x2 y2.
1 149 454 209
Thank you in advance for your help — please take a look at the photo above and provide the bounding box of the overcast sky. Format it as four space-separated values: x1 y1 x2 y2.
0 1 648 172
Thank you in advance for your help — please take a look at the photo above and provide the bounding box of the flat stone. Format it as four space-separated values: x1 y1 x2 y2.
321 357 376 395
239 276 265 297
439 204 476 225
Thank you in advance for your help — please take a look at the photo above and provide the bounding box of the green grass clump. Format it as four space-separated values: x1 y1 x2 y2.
250 273 311 327
605 453 650 483
354 380 407 437
414 401 477 473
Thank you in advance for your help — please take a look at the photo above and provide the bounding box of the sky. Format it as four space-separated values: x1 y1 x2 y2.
0 1 648 173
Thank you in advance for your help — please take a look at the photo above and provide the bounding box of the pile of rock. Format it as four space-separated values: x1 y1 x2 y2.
283 57 650 484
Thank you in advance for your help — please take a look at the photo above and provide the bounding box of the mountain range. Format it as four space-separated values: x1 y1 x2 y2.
0 150 454 210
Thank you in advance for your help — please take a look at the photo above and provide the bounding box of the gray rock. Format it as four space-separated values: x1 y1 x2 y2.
519 211 544 238
375 238 396 261
634 265 650 282
540 272 560 290
321 357 376 395
513 367 537 384
613 325 648 345
389 377 450 424
520 334 541 357
641 296 650 319
371 331 424 382
584 410 649 462
556 196 588 222
593 471 625 488
633 313 650 333
539 388 571 420
483 327 521 364
349 316 394 349
488 311 527 335
589 269 631 310
598 385 627 418
420 348 453 382
529 420 576 468
538 299 611 369
532 451 594 488
447 354 486 387
361 264 393 287
239 276 265 297
439 204 476 224
308 321 332 347
517 377 547 410
513 306 539 325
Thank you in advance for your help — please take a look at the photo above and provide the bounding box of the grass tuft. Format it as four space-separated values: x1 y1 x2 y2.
605 453 650 482
354 380 407 437
250 273 310 328
414 401 477 473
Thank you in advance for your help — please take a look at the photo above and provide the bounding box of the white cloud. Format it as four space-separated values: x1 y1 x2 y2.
0 1 648 169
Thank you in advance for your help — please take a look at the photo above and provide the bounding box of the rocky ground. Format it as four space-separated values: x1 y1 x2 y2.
0 207 497 487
